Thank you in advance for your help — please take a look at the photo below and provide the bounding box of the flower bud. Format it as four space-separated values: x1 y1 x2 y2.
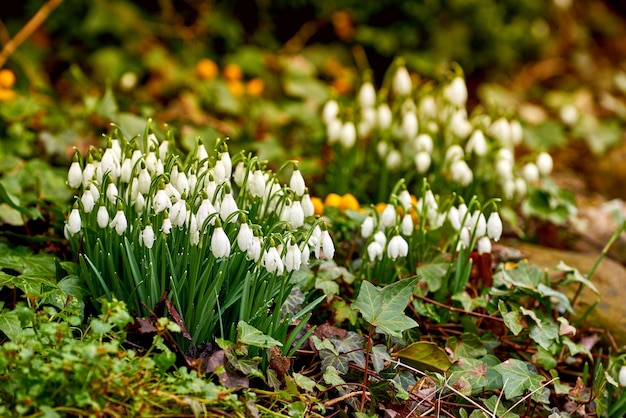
211 225 231 258
68 161 83 189
392 65 412 96
377 103 392 129
358 82 376 108
67 207 82 235
487 212 503 241
323 100 339 125
289 168 306 196
477 236 492 254
444 77 468 107
536 152 553 176
340 121 357 149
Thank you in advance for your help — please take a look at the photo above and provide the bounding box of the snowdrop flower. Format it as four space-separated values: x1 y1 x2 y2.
473 212 487 237
196 194 217 229
82 159 96 188
159 140 169 161
414 133 433 153
189 214 200 245
315 229 335 260
340 121 357 149
140 224 155 249
458 203 468 223
361 216 375 238
284 241 302 272
248 169 265 198
213 159 227 184
444 76 468 107
97 205 109 228
402 112 418 140
100 148 120 180
487 212 503 241
376 142 389 158
477 236 492 254
515 178 527 198
301 191 314 217
459 227 471 249
415 152 431 174
67 159 82 189
359 108 376 137
81 191 95 213
211 224 231 258
495 159 514 181
219 190 238 222
120 158 133 183
445 145 465 162
67 206 82 235
380 204 397 228
466 130 488 156
109 209 128 235
326 118 342 144
489 118 512 145
358 82 376 108
374 230 387 247
153 187 170 213
205 175 218 202
288 201 305 228
450 160 473 186
510 120 523 145
367 241 384 261
233 162 246 187
220 151 232 179
170 198 188 227
301 243 311 266
450 110 472 139
419 95 437 119
398 190 412 211
145 150 158 174
137 167 151 195
387 234 409 259
289 168 306 196
559 104 579 126
175 171 189 195
392 64 412 96
619 366 626 387
521 163 540 183
263 245 284 274
161 214 172 234
448 206 461 230
322 100 339 125
536 152 553 176
237 222 254 252
106 182 118 204
377 103 392 129
385 149 402 170
247 235 262 262
502 179 516 200
401 214 414 236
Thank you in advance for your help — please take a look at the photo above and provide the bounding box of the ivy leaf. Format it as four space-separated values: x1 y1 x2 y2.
237 321 282 349
353 277 419 338
395 341 452 372
450 354 503 395
293 372 317 392
556 261 599 294
0 309 21 341
415 261 448 292
493 358 545 400
371 344 392 373
494 261 544 291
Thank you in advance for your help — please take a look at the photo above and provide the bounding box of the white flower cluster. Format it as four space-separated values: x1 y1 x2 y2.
66 134 334 275
321 58 555 201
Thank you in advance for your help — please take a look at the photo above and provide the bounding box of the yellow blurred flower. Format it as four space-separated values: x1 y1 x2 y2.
246 77 265 96
311 196 324 216
196 59 219 80
0 69 16 89
223 64 243 81
339 193 359 212
227 79 245 96
375 202 387 213
324 193 342 208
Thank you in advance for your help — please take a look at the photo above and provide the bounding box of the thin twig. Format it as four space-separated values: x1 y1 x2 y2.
0 0 63 69
413 293 505 322
323 390 371 407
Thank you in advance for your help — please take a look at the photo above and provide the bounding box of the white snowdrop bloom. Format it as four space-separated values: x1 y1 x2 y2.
287 201 304 228
96 206 109 228
68 161 82 189
510 120 523 145
450 159 473 186
110 139 122 162
402 111 418 140
101 148 120 180
315 229 335 260
359 108 376 137
134 193 146 214
502 179 516 199
104 183 117 205
450 110 472 139
466 130 488 156
387 235 409 259
205 176 218 202
159 140 169 161
162 215 172 235
67 208 81 235
386 149 402 170
326 118 342 144
263 246 284 274
424 190 437 210
340 121 357 149
522 163 540 183
280 200 292 224
264 180 282 212
220 152 232 178
233 162 246 187
392 65 412 96
398 190 412 211
459 227 471 249
322 100 339 125
380 204 397 228
308 224 321 248
419 95 437 119
487 212 503 241
289 169 306 196
497 148 514 163
175 171 189 195
414 151 431 174
489 118 512 145
188 172 197 193
619 365 626 387
474 212 487 237
444 76 468 107
236 223 254 252
219 191 238 223
495 159 514 181
515 178 527 198
130 149 142 168
82 162 96 188
367 241 384 261
301 193 315 217
81 191 95 213
401 214 414 236
377 103 392 129
414 133 433 153
138 168 151 195
153 188 170 213
247 235 262 262
213 159 227 184
448 206 461 230
458 203 469 225
86 183 99 203
189 214 200 245
109 210 128 235
145 151 158 174
477 236 492 254
155 160 164 175
284 242 303 272
536 152 553 176
361 216 375 238
301 243 311 266
376 141 389 158
170 198 188 227
196 197 217 229
140 225 156 249
211 226 231 258
374 230 387 247
559 104 579 126
358 82 376 109
445 145 465 162
120 158 133 183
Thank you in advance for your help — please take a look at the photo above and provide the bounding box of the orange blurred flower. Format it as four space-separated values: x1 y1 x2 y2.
324 193 342 208
311 197 324 216
339 193 359 212
246 77 265 96
196 59 219 80
223 64 243 81
227 79 245 96
0 69 16 101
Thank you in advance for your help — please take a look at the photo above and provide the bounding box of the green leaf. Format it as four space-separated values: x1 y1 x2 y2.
415 261 448 292
534 346 557 370
0 309 21 341
494 261 543 291
481 395 521 418
556 261 599 294
293 372 316 392
450 354 503 395
331 299 358 325
528 317 559 350
493 358 545 400
237 321 282 349
353 277 419 338
395 341 452 372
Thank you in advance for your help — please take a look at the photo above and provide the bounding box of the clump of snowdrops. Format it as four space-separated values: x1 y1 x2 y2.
65 127 334 349
322 58 555 206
